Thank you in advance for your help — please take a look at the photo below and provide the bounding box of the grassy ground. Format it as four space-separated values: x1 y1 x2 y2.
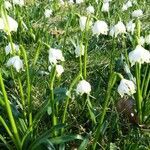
0 0 150 149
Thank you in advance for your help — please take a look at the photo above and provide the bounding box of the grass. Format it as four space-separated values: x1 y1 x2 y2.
0 0 150 149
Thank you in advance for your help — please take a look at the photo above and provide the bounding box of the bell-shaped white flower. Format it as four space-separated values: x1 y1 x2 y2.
92 20 108 35
129 45 150 66
5 43 19 55
138 36 145 45
75 43 85 57
44 9 52 18
79 16 87 31
145 34 150 44
0 15 18 32
76 80 91 95
7 56 23 72
56 65 64 77
4 1 12 9
132 9 143 18
102 2 109 12
12 0 24 6
126 20 135 35
117 78 136 97
48 48 64 64
122 0 132 11
86 5 95 14
76 0 84 4
110 21 126 37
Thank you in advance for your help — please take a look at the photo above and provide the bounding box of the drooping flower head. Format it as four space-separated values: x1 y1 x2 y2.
126 20 135 35
76 80 91 95
129 45 150 66
5 43 19 55
79 16 87 31
7 56 23 72
75 43 85 57
132 9 143 18
48 48 64 64
44 9 52 18
56 65 64 77
92 20 108 35
117 78 136 97
101 2 109 12
86 5 95 14
0 15 18 32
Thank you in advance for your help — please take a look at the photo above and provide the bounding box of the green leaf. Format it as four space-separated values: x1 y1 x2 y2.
0 134 13 150
50 134 84 144
78 137 89 150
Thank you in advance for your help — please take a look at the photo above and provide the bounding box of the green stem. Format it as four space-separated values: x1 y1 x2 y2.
135 63 142 124
141 64 149 95
143 66 150 98
18 76 27 120
93 72 117 150
50 66 57 135
61 73 81 134
21 46 32 127
0 116 16 145
0 71 21 149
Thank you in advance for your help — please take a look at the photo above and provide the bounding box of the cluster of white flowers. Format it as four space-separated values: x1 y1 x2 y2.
44 9 53 18
76 80 91 95
117 78 136 97
7 56 23 72
5 43 19 55
0 15 18 33
110 21 126 37
129 45 150 66
48 48 65 77
122 0 132 11
92 20 108 35
132 9 143 18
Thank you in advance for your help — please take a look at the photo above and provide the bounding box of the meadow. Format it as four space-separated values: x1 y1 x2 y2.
0 0 150 149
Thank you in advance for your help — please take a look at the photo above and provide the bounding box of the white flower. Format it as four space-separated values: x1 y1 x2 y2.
103 0 112 2
102 2 109 12
7 56 23 72
92 20 108 35
132 9 143 18
79 16 87 31
126 20 135 35
5 43 19 55
12 0 24 6
59 0 64 5
122 0 132 11
68 0 74 4
76 0 84 4
145 34 150 44
4 1 12 9
44 9 52 18
86 5 95 14
75 43 85 57
56 65 64 77
117 78 136 97
48 48 64 64
110 21 126 37
0 15 18 32
129 45 150 66
138 36 145 45
76 80 91 95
